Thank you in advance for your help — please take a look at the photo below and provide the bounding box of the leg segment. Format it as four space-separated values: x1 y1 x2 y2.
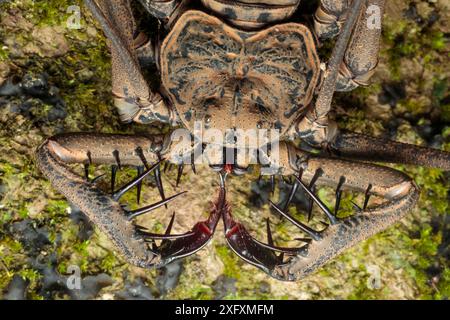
84 0 172 124
137 0 182 23
36 134 162 268
314 0 352 40
336 0 386 91
36 133 215 269
294 1 447 168
295 0 365 147
222 142 419 280
41 133 163 166
315 0 385 91
278 149 419 280
330 131 450 170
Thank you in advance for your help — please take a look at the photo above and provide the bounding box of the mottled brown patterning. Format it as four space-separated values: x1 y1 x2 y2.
36 0 450 281
161 10 320 135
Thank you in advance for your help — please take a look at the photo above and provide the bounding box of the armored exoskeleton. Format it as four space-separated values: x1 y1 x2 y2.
37 0 450 281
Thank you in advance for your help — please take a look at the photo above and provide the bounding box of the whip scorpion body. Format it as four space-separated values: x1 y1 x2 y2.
37 0 450 281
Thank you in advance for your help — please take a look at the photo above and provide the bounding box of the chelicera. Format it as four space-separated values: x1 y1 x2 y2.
36 0 450 281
